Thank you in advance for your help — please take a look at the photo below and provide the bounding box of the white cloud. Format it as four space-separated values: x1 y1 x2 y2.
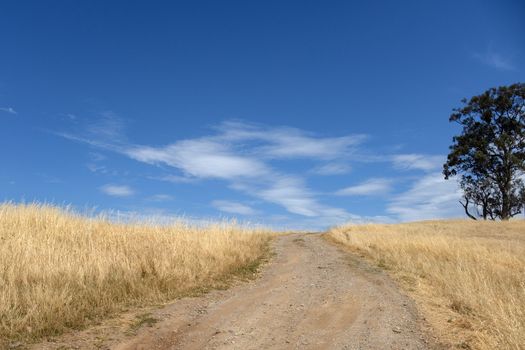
125 121 366 183
218 120 367 160
54 131 123 151
257 176 320 217
473 47 515 70
59 117 357 220
86 163 108 173
336 178 392 196
59 118 366 182
87 111 127 142
88 152 107 162
106 120 357 220
212 200 256 215
254 175 353 222
392 154 443 172
259 133 364 159
56 117 392 227
53 111 128 152
0 107 17 115
127 139 270 180
387 172 462 222
100 184 135 197
155 174 198 183
312 163 351 175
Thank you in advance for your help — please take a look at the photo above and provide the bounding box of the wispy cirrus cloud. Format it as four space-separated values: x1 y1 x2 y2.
212 200 257 215
256 176 323 217
0 107 17 115
154 174 198 183
217 120 366 160
336 178 392 196
311 162 351 175
473 47 515 71
86 111 128 143
126 139 270 180
53 111 127 151
391 154 443 172
230 174 355 223
100 184 135 197
258 132 364 159
387 172 462 221
126 121 363 221
58 117 361 224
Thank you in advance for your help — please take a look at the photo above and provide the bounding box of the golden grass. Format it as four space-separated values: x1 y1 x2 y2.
327 220 525 350
0 203 272 344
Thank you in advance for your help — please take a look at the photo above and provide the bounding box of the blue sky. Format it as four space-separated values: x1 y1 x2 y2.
1 1 524 229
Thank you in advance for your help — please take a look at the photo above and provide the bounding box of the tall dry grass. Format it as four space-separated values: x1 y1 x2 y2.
327 220 525 350
0 203 272 344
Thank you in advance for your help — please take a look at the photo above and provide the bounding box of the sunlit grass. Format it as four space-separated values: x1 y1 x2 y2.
327 220 525 350
0 203 272 344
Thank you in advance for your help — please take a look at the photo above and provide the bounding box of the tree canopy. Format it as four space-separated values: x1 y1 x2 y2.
443 83 525 220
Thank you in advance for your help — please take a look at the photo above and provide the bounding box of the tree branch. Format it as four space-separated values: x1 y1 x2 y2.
459 198 477 220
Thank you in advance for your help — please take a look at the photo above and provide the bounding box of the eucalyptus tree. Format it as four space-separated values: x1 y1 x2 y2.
444 83 525 220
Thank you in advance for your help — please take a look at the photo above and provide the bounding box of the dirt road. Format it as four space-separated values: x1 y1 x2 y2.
34 233 430 350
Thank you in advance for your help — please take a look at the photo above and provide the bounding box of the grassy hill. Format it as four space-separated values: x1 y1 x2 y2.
0 203 272 344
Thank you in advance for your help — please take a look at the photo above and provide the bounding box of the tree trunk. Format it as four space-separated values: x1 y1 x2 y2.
500 147 513 220
500 179 512 220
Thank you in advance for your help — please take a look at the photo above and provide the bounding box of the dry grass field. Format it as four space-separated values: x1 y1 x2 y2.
327 220 525 350
0 203 272 344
